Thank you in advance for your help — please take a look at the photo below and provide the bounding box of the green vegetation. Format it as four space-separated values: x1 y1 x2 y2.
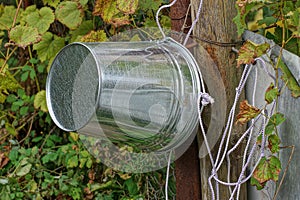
234 0 300 56
0 0 174 199
234 0 300 192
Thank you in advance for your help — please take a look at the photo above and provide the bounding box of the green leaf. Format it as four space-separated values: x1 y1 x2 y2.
33 32 65 62
79 158 87 168
42 0 60 8
125 178 139 195
268 134 281 153
233 1 257 36
86 158 93 168
49 135 62 143
26 7 55 34
80 150 90 158
56 1 83 30
37 64 45 73
237 40 270 65
0 72 21 103
0 72 21 91
0 6 21 30
67 156 79 168
0 94 6 104
5 123 18 136
29 58 38 64
21 71 29 82
30 69 36 80
252 156 281 185
233 12 246 36
28 180 38 192
265 113 285 135
258 16 277 26
70 20 93 42
93 0 130 26
79 0 88 6
6 94 17 103
250 177 265 190
9 25 41 49
20 5 37 25
278 58 300 98
34 90 48 112
265 83 279 104
32 136 43 143
42 152 58 164
13 99 24 107
160 15 171 28
139 0 163 11
90 181 113 192
9 148 19 162
270 113 286 126
16 158 32 177
20 106 29 116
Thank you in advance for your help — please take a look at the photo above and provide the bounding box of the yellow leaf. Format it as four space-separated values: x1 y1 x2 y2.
81 30 107 42
34 90 48 112
93 0 131 26
237 40 270 66
69 132 79 141
116 0 138 14
118 173 131 180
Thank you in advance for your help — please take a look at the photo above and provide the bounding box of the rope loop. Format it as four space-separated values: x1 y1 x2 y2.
199 92 215 106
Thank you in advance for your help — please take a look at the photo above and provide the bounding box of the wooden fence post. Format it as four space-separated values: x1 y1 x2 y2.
190 0 247 199
170 1 202 200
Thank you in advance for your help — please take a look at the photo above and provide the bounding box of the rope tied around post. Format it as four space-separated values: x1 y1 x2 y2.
199 92 215 106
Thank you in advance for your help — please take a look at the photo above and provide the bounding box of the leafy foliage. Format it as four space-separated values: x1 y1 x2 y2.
55 1 84 30
26 6 55 34
0 0 174 199
237 40 270 66
9 25 41 48
251 156 282 190
234 0 300 56
33 32 65 63
264 83 279 104
277 58 300 98
235 37 292 191
234 1 300 191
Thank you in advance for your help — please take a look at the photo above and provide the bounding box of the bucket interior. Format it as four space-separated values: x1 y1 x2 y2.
46 43 100 131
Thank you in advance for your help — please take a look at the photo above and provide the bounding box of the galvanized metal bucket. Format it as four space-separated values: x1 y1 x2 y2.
46 37 202 171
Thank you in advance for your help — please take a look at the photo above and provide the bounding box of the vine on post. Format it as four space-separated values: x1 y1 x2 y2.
234 0 300 196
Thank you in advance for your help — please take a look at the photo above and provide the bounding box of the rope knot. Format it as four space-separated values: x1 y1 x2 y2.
199 92 214 106
211 168 217 176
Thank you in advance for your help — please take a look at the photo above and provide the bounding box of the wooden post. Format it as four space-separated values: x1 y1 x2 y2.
170 1 202 200
190 0 247 199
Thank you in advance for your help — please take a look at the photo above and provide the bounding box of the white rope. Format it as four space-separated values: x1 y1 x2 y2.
156 0 204 47
165 151 173 200
183 0 204 46
197 58 276 200
156 0 179 38
156 2 276 200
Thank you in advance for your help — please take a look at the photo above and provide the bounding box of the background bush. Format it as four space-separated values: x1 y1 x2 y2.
0 0 175 199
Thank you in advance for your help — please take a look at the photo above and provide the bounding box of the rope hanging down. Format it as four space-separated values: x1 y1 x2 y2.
198 58 276 200
156 0 204 46
157 1 205 200
157 1 274 200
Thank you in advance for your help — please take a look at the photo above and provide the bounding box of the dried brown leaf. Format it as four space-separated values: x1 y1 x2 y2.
236 100 261 125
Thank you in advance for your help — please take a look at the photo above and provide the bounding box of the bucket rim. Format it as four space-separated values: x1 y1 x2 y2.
46 42 101 132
